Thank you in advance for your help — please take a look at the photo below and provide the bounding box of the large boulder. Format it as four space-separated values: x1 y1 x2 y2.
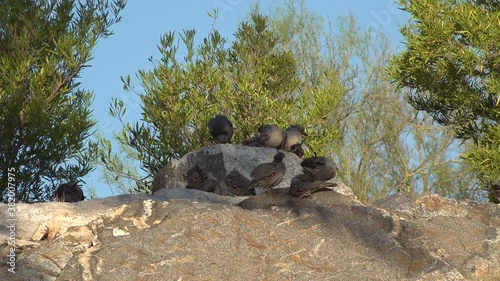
1 191 500 280
152 144 306 195
152 144 354 199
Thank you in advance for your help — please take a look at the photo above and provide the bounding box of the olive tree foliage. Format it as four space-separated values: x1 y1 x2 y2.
388 0 499 201
0 0 125 202
264 0 478 202
101 12 343 193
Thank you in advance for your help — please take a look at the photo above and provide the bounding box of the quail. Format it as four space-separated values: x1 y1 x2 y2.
280 124 307 152
186 164 217 192
208 115 233 144
493 182 500 201
248 151 286 194
243 124 283 148
290 173 337 198
225 169 255 196
301 155 337 181
54 182 85 202
290 143 304 158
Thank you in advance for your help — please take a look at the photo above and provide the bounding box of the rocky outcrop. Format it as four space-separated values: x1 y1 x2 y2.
152 144 306 195
152 144 352 199
1 190 499 280
0 189 245 245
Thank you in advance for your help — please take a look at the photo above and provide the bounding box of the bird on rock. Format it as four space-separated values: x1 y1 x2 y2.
225 169 255 196
243 124 283 148
289 173 338 198
54 182 85 202
301 155 337 181
248 151 286 195
280 124 307 152
290 143 304 158
208 115 233 144
493 182 500 202
186 164 218 192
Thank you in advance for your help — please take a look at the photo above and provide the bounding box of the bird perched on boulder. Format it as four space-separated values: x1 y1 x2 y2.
290 173 338 198
249 151 286 194
208 115 233 144
493 182 500 202
54 182 85 202
186 164 218 192
225 169 255 196
301 155 337 181
280 124 307 152
290 143 304 158
243 124 283 148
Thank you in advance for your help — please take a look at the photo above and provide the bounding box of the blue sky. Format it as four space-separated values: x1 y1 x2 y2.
79 0 410 198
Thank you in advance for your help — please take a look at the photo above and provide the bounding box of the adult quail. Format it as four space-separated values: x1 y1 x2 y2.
493 182 500 201
243 124 283 148
186 164 218 192
301 155 337 181
289 173 337 198
280 124 307 152
248 151 286 194
225 169 255 196
54 182 85 202
208 115 233 144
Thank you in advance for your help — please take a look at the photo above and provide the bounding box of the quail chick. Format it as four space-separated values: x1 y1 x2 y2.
208 115 233 144
280 124 307 152
225 169 255 196
54 182 85 202
301 155 337 181
248 152 286 194
493 182 500 202
289 173 337 198
186 164 217 192
290 143 304 158
243 124 283 148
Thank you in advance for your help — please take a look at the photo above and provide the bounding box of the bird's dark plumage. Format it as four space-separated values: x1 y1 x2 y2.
280 124 307 152
288 124 307 135
225 169 255 196
493 182 500 201
301 156 337 181
186 164 217 192
243 124 283 148
290 143 304 158
249 152 286 193
54 182 85 202
290 173 337 198
208 115 233 144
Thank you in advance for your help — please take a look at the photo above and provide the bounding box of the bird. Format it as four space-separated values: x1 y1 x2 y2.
248 151 286 194
186 164 218 192
493 182 500 202
208 115 233 144
289 173 337 198
225 169 255 196
280 124 307 152
243 124 283 148
300 155 337 181
290 143 304 158
54 182 85 202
